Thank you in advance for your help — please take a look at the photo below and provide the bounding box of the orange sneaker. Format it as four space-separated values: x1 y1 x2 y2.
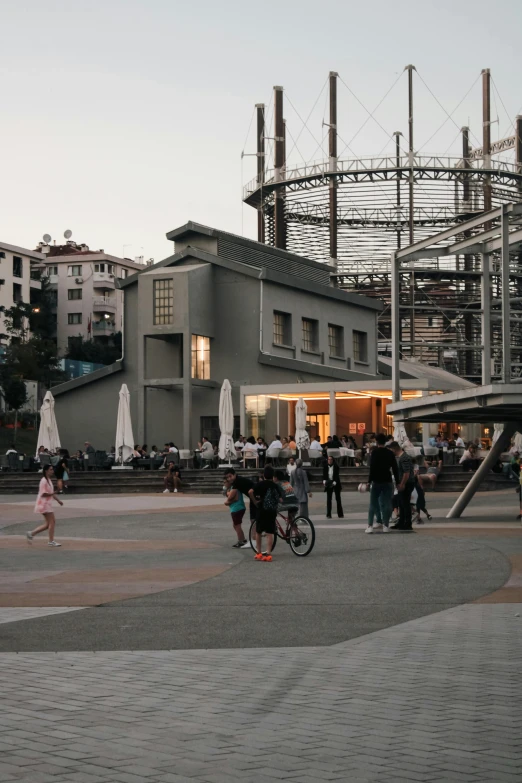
262 555 272 562
254 553 263 560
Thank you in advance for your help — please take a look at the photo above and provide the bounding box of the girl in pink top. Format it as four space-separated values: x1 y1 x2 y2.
27 464 64 547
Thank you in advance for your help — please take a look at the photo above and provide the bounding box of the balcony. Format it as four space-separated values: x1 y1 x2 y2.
92 296 116 314
47 274 58 285
92 319 116 337
93 272 115 289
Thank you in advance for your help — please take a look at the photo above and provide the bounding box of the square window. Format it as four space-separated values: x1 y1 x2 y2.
302 318 318 352
353 330 368 362
47 266 58 276
13 256 23 278
67 265 83 277
13 283 23 303
68 313 82 325
153 278 173 325
191 335 210 380
328 324 344 357
273 311 292 346
68 289 82 300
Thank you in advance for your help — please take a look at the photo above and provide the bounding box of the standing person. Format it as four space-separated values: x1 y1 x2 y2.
54 448 70 494
253 465 281 561
26 464 63 546
322 455 344 519
389 442 415 531
364 433 399 533
290 459 313 518
224 477 248 548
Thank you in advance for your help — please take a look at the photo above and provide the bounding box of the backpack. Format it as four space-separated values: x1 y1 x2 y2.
263 484 280 512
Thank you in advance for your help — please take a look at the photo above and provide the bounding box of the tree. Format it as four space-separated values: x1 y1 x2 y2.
1 377 28 445
29 276 57 340
65 332 122 366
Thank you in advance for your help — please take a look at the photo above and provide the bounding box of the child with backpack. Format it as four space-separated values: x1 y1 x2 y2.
253 465 283 561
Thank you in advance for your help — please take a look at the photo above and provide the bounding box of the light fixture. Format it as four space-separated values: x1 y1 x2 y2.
32 307 40 313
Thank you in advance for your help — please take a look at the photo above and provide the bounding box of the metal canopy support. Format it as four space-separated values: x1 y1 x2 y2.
406 66 415 348
481 252 491 385
446 422 518 518
482 68 492 214
391 251 400 402
274 86 286 249
328 71 338 261
256 103 265 243
501 204 511 382
395 132 402 249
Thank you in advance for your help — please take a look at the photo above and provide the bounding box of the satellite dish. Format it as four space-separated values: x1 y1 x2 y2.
64 229 72 239
41 246 51 255
43 233 51 243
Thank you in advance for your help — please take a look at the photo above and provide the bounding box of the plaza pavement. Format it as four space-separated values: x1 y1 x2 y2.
0 487 521 782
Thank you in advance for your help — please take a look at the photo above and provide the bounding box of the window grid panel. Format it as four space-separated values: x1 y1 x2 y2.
302 318 317 352
153 279 173 325
328 324 343 357
273 312 284 345
191 334 210 380
353 330 367 362
68 313 82 325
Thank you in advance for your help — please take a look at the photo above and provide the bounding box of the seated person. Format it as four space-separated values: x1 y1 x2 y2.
288 435 296 450
417 457 442 489
503 452 520 481
163 462 182 493
281 437 289 449
460 445 480 472
198 436 215 468
309 436 323 453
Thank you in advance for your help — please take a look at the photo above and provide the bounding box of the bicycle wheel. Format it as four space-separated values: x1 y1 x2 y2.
288 517 315 556
248 519 278 555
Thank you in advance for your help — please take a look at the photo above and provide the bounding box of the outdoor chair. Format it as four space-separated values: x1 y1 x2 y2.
165 452 180 467
201 451 217 469
178 449 193 469
327 448 342 463
278 448 292 466
0 455 9 471
242 449 259 468
265 447 280 466
7 453 19 471
424 446 439 458
39 454 51 468
309 450 323 466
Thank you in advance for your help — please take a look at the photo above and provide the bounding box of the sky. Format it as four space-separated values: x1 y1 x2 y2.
1 0 522 263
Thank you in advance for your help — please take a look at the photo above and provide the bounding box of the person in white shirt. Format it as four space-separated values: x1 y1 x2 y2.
241 437 259 451
268 435 283 450
286 457 297 476
309 437 323 452
235 436 245 449
6 444 18 455
453 433 465 448
198 437 215 469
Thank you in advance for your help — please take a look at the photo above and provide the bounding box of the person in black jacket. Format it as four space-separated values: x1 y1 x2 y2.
322 456 344 518
365 433 399 533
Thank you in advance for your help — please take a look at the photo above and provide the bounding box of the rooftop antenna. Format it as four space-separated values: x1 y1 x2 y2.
43 233 51 243
64 229 72 239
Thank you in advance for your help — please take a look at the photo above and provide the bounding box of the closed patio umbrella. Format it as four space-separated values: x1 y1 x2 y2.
36 391 61 455
493 423 504 444
295 397 310 454
115 384 134 464
218 379 234 464
393 420 415 455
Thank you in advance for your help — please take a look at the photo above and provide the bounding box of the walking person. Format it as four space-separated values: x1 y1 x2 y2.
290 459 313 518
414 474 432 523
224 477 248 548
322 455 344 519
389 442 415 531
27 464 63 546
365 433 399 533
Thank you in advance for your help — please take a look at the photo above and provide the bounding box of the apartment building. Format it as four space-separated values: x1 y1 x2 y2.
0 241 44 341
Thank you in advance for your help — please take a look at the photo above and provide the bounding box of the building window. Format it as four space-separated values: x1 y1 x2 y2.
328 324 344 357
13 257 23 278
353 330 368 362
13 283 23 303
191 335 210 379
302 318 318 352
153 278 173 325
68 289 82 300
273 311 292 346
200 415 240 443
68 313 82 325
48 289 58 306
67 265 83 277
47 266 58 276
94 263 114 274
120 268 128 279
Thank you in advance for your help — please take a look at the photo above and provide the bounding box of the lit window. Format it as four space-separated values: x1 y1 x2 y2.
67 265 82 276
68 313 82 325
68 289 82 300
328 324 344 357
353 330 368 362
191 335 210 379
153 278 173 325
302 318 318 352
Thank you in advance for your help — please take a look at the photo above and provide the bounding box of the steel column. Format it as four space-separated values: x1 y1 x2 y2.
329 391 337 437
501 203 511 382
482 68 492 214
256 103 265 243
481 252 491 385
446 422 517 518
328 71 338 261
406 65 416 349
391 251 401 402
274 85 286 249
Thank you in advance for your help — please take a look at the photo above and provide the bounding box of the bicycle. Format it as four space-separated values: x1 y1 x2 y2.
249 509 316 557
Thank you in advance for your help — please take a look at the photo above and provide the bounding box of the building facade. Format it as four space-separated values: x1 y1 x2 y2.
0 241 44 341
51 223 384 450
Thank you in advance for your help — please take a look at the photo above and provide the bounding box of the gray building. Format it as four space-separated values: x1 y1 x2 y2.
52 223 382 450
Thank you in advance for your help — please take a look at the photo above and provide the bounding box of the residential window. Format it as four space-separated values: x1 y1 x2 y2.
48 289 58 306
67 265 83 277
302 318 318 352
153 278 173 325
353 330 368 362
13 283 23 303
273 311 292 346
13 257 23 278
328 324 344 357
191 335 210 380
120 268 128 279
47 266 58 276
68 313 82 325
68 289 82 300
200 415 240 444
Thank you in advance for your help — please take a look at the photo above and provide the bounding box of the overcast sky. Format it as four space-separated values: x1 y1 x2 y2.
1 0 522 262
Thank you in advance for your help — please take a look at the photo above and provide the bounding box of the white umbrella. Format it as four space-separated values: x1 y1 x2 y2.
514 431 522 451
393 420 415 455
36 391 61 455
218 379 234 463
295 397 310 452
115 384 134 464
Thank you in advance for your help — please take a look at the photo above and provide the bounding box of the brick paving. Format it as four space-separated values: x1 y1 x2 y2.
0 604 520 782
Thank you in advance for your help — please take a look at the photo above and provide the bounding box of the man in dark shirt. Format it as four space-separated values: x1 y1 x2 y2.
365 433 400 533
389 441 415 531
224 468 257 525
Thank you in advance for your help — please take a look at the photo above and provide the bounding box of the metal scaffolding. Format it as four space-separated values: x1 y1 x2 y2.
244 69 522 382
